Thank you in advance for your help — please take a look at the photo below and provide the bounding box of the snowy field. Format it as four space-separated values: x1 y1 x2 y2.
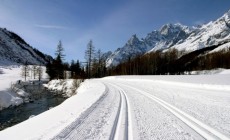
0 65 47 110
0 65 24 109
0 67 230 139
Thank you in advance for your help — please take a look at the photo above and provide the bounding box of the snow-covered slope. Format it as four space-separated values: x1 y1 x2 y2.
0 28 52 65
171 10 230 52
106 34 151 67
106 10 230 67
106 24 190 67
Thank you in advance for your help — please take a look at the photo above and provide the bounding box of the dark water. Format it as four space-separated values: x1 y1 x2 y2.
0 84 66 131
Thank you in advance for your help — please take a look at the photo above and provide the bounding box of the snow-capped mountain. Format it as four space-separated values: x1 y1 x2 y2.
106 34 149 67
106 10 230 67
0 28 52 65
171 10 230 52
106 23 192 67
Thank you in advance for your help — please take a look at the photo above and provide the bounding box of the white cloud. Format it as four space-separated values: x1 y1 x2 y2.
34 24 67 29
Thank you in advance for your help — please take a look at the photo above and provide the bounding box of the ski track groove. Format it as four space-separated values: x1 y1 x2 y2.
107 83 133 140
108 84 122 140
51 84 109 140
52 82 133 140
117 83 230 140
67 83 117 140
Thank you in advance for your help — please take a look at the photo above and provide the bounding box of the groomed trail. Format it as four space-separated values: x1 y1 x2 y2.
1 75 230 140
52 76 230 140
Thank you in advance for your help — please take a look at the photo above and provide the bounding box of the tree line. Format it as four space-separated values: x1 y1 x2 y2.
109 46 230 75
44 39 230 80
45 40 107 80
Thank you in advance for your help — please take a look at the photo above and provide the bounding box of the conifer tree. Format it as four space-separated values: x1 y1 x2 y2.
46 40 65 80
85 40 95 78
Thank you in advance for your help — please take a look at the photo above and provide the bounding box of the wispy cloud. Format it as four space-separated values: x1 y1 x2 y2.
34 24 67 29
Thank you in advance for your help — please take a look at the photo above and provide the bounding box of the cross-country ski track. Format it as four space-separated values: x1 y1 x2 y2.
1 75 230 140
53 77 230 140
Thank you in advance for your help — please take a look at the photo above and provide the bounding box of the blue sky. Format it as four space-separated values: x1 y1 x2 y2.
0 0 230 62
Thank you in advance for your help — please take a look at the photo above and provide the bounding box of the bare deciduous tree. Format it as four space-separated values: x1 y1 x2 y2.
21 61 30 81
37 64 43 82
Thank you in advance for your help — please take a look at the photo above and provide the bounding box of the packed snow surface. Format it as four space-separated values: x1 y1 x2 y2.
1 69 230 139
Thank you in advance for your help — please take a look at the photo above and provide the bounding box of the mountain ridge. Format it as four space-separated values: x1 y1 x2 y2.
105 10 230 67
0 28 52 66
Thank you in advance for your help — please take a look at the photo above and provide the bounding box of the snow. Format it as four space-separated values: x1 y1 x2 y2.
44 79 82 97
188 68 230 75
0 65 23 109
0 28 50 65
106 23 190 67
1 69 230 139
106 10 230 67
209 42 230 53
165 11 230 53
0 80 106 139
0 65 48 110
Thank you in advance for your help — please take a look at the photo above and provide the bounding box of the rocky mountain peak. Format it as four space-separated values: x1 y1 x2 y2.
105 9 230 67
127 34 140 46
160 23 190 37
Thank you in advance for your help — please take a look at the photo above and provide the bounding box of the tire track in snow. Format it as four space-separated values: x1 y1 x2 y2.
119 83 230 140
107 83 133 140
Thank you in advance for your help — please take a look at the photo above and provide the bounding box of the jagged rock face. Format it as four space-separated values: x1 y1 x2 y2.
171 10 230 52
106 24 191 67
106 34 148 67
0 28 52 65
146 23 191 51
105 10 230 67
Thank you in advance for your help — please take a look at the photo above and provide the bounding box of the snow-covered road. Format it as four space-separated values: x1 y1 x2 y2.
1 74 230 140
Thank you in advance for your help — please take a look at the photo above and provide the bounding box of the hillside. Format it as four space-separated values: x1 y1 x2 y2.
0 28 52 65
106 10 230 67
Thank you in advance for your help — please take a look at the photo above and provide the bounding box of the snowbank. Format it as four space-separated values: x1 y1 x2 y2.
187 68 230 75
104 69 230 91
0 91 23 110
0 80 106 139
105 69 230 85
44 79 83 97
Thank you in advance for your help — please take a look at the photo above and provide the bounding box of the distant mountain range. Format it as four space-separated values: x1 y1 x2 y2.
106 10 230 67
0 28 52 65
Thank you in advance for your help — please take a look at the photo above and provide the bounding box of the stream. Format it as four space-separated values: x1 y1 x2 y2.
0 83 66 131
